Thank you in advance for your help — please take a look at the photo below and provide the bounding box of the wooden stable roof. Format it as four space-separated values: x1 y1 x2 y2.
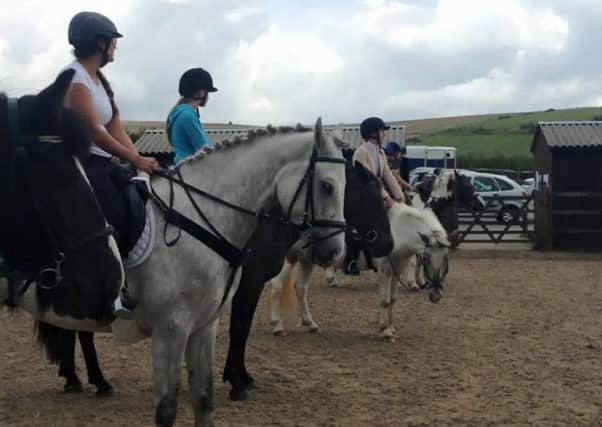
135 125 406 156
532 121 602 151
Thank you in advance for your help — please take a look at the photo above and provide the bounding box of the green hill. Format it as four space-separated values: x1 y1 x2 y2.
395 107 602 170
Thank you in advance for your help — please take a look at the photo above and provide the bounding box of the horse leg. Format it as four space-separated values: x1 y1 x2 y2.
58 329 83 393
296 260 318 332
78 331 113 397
406 255 420 291
415 255 427 289
269 259 291 335
152 326 187 427
224 274 265 401
185 320 219 427
378 267 394 341
325 266 339 287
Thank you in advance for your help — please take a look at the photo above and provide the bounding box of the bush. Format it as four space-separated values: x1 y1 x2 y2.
592 115 602 121
127 131 142 142
407 136 422 144
519 122 537 133
498 114 512 120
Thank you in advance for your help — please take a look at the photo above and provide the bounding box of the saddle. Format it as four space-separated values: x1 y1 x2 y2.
109 165 150 258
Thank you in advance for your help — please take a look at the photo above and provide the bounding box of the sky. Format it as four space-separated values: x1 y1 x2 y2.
1 0 601 125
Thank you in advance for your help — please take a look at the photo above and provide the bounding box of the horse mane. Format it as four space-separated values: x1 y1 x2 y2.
391 202 447 235
175 123 312 169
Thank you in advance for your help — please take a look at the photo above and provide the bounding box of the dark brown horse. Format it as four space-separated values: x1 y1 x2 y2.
222 161 394 401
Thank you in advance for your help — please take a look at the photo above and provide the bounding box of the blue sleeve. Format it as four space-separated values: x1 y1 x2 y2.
181 110 213 151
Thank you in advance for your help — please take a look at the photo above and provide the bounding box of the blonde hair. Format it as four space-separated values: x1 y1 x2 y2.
165 97 191 144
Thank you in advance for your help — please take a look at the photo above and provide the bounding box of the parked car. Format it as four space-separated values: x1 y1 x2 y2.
520 178 535 195
409 168 528 224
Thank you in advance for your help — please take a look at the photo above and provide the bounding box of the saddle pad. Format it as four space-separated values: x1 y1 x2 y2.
125 204 155 269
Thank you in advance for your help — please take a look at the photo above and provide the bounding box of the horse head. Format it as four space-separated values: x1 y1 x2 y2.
275 118 347 267
0 70 124 319
453 170 486 211
417 213 451 304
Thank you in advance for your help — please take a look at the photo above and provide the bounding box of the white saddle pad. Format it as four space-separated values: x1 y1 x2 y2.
124 193 156 269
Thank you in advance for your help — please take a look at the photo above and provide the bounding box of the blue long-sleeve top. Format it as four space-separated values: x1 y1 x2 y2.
167 104 214 165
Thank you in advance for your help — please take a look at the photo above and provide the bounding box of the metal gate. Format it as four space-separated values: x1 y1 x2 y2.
457 195 535 244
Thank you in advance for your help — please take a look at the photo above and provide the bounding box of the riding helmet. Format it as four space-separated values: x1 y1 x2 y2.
68 11 123 47
360 117 390 140
178 68 218 97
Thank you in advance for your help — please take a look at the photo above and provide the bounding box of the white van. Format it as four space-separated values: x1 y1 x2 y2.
405 146 456 175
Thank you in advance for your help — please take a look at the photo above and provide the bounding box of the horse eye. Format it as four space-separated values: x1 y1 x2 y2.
321 181 334 195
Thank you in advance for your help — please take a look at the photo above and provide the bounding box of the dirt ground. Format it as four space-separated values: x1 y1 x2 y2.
2 249 602 427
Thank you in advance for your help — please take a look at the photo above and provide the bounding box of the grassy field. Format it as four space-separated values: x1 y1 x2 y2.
399 107 602 170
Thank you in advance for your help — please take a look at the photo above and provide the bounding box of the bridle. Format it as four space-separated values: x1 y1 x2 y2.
150 144 347 310
1 97 114 301
151 145 347 266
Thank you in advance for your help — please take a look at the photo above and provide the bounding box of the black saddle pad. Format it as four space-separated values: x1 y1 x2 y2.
110 165 148 256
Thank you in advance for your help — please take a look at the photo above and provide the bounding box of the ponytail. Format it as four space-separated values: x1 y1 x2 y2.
165 97 190 145
97 70 118 117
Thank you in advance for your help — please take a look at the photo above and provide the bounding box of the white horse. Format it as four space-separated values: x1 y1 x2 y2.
406 169 485 288
270 202 450 341
2 119 347 427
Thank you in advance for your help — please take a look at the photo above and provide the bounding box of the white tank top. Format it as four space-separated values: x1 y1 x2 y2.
63 60 114 158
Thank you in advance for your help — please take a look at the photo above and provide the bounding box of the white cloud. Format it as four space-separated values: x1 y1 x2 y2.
225 6 262 23
2 0 599 125
333 0 569 53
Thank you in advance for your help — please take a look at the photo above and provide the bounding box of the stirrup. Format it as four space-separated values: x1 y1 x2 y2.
113 295 135 320
343 260 361 276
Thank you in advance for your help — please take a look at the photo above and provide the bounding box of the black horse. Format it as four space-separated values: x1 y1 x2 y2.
1 70 124 396
414 170 485 247
222 161 394 401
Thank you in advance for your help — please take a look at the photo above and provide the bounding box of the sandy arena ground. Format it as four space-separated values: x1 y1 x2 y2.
1 249 602 426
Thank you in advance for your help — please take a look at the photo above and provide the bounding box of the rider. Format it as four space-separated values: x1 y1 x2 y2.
63 11 159 318
384 141 414 193
344 117 405 275
166 68 217 165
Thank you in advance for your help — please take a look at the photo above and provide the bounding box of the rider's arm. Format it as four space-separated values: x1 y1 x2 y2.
66 84 158 173
66 83 137 162
381 152 404 202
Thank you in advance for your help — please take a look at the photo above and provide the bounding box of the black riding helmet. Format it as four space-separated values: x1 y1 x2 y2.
68 11 123 47
178 68 218 98
360 117 390 141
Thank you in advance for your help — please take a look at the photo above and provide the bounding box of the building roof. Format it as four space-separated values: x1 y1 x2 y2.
532 121 602 151
135 125 406 155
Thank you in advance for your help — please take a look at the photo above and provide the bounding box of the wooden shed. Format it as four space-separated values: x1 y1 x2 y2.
531 121 602 249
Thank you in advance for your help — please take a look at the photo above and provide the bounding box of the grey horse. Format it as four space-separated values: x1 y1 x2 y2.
3 118 347 427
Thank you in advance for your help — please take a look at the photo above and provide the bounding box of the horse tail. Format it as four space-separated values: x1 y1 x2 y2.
280 262 298 313
34 321 64 365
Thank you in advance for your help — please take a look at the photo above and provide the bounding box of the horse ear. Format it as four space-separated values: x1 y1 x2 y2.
314 117 324 150
437 235 451 248
417 232 430 246
37 69 75 110
331 128 350 149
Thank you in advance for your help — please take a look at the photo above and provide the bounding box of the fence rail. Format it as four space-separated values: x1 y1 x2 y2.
457 194 534 244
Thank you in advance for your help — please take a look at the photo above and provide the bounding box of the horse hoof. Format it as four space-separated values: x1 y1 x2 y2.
63 382 83 394
229 387 255 402
95 383 114 398
308 324 320 333
273 328 287 337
